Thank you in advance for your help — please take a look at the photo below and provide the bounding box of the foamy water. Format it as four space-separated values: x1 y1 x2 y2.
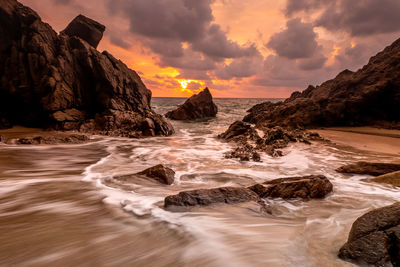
0 98 399 266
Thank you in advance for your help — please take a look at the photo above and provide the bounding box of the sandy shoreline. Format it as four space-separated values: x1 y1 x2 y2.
313 127 400 156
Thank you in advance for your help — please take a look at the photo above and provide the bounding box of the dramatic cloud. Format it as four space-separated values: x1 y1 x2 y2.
267 18 319 59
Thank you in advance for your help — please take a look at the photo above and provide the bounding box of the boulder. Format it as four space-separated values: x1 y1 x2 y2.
240 37 400 129
371 171 400 187
0 0 174 138
218 121 253 140
137 164 175 185
61 14 105 48
165 88 218 120
11 134 89 145
336 162 400 176
338 202 400 266
248 175 333 200
164 187 260 208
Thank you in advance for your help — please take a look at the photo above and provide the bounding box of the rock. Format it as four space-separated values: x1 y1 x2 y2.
165 88 218 120
137 164 175 185
61 14 105 48
164 187 261 208
336 162 400 176
371 171 400 187
0 0 174 138
248 175 333 200
218 121 253 140
6 134 89 145
338 202 400 266
241 37 400 129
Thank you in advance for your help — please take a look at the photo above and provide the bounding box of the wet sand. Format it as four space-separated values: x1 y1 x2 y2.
313 127 400 156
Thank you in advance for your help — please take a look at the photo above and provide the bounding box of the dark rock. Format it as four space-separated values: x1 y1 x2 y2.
137 164 175 185
248 175 333 200
371 171 400 187
336 162 400 176
5 134 89 145
164 187 261 208
242 38 400 129
165 88 218 120
338 202 400 266
61 14 105 48
218 121 253 140
0 0 174 138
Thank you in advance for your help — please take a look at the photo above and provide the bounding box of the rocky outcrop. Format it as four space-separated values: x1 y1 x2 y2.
165 88 218 120
371 171 400 187
336 162 400 176
1 134 89 145
164 187 261 208
219 121 323 161
137 164 175 185
0 0 174 137
338 202 400 266
240 38 400 129
248 175 333 200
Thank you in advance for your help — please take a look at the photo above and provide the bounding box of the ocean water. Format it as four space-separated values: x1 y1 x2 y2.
0 98 399 266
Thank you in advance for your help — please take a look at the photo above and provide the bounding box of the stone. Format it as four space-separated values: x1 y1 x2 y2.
248 175 333 200
338 202 400 266
371 171 400 187
336 162 400 176
137 164 175 185
61 14 105 48
165 88 218 120
164 187 261 208
5 134 89 145
0 0 174 138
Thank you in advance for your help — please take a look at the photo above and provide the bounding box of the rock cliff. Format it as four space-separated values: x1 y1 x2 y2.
0 0 174 137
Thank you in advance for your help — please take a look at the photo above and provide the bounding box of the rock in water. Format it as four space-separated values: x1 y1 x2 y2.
164 187 260 208
165 88 218 120
338 202 400 266
0 0 174 137
248 175 333 200
336 162 400 176
371 171 400 187
137 165 175 185
61 14 105 48
241 37 400 128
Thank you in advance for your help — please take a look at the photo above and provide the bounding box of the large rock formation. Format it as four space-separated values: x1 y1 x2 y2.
165 87 218 120
0 0 174 137
248 175 333 200
241 37 400 129
338 202 400 266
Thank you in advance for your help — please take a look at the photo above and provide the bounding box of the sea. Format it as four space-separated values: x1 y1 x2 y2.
0 97 399 266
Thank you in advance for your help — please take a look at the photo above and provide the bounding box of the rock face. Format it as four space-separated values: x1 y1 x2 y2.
248 175 333 200
338 202 400 266
0 0 174 137
137 164 175 185
337 162 400 176
164 187 260 208
241 38 400 129
371 171 400 187
165 88 218 120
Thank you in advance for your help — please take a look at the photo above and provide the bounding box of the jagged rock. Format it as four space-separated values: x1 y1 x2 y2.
338 202 400 266
336 162 400 176
218 121 253 140
2 134 89 145
371 171 400 187
137 164 175 185
242 38 400 128
165 88 218 120
61 14 105 48
248 175 333 200
164 187 261 208
0 0 174 137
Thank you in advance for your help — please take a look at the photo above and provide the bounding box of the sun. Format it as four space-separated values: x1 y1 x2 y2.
178 79 191 89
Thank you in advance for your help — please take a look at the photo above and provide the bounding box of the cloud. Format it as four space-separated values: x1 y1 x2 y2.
215 52 263 80
266 18 319 59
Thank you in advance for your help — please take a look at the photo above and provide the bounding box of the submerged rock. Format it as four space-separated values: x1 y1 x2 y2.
248 175 333 200
137 164 175 185
0 0 174 137
0 133 89 145
336 162 400 176
371 171 400 187
165 88 218 120
164 187 261 208
241 37 400 128
338 202 400 266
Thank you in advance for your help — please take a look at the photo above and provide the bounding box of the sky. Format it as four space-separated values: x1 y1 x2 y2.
21 0 400 98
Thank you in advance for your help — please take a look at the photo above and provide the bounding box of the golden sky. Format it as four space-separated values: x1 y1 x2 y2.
21 0 400 98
